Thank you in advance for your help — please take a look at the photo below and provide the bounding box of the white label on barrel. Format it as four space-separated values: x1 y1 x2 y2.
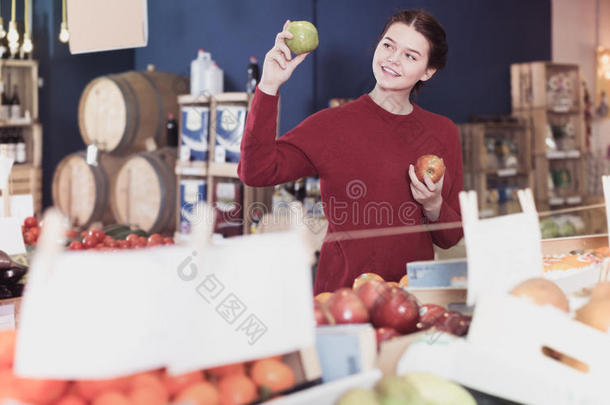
86 144 99 166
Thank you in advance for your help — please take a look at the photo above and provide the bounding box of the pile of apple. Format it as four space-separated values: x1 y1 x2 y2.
314 273 471 348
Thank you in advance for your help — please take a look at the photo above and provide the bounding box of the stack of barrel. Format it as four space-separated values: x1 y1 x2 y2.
52 68 189 234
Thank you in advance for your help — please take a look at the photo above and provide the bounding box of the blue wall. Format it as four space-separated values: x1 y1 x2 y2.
32 0 551 207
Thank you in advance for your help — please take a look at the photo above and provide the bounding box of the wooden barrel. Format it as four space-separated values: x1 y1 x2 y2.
52 152 124 228
110 148 177 234
78 70 189 155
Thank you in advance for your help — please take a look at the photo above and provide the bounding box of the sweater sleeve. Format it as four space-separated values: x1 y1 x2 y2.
237 87 318 187
428 122 464 248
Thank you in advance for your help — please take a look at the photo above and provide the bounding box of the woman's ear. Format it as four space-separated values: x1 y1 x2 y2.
420 67 437 82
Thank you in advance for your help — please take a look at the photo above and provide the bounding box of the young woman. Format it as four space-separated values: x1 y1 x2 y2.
238 10 463 294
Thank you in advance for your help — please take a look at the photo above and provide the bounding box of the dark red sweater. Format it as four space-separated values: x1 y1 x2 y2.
238 88 464 294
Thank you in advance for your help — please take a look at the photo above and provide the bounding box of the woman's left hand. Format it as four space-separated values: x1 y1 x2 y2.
408 164 443 221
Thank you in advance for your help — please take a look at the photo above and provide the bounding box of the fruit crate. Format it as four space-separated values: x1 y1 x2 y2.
458 120 531 173
510 62 582 112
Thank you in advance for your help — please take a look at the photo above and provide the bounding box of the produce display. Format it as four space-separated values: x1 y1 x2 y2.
542 246 609 273
0 329 298 405
20 216 175 251
314 273 472 349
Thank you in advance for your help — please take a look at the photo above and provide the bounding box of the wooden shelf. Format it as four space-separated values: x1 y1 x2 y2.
545 150 581 159
208 162 239 178
0 59 38 68
0 119 35 127
548 195 582 206
178 92 251 105
175 161 207 176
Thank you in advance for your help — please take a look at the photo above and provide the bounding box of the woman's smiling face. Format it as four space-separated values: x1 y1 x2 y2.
372 22 436 93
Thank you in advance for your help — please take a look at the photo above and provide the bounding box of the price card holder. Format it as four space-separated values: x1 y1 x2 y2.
459 189 543 306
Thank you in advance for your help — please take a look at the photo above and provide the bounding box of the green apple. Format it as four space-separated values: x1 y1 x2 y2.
286 21 319 54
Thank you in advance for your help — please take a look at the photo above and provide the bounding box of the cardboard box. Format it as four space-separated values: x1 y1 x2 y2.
315 324 376 383
180 106 210 162
215 104 246 163
179 179 207 234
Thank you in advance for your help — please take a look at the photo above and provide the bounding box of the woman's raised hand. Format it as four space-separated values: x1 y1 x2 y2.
258 20 310 96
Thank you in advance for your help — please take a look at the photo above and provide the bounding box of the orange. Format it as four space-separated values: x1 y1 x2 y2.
92 391 132 405
75 376 131 400
174 381 220 405
218 374 257 405
250 359 295 393
163 370 205 397
314 292 332 303
352 273 384 289
0 369 18 401
129 372 167 405
0 329 16 368
129 385 167 405
399 274 409 287
55 394 88 405
207 362 245 379
14 376 69 405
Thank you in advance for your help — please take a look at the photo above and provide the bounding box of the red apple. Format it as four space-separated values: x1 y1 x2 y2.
414 154 445 183
355 280 391 311
416 304 446 330
352 272 384 289
375 327 400 349
370 287 419 334
327 288 369 324
314 300 335 326
437 311 470 336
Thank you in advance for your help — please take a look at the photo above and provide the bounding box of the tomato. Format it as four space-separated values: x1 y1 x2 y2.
66 229 78 239
162 237 174 245
68 240 84 250
80 230 89 239
23 231 35 245
24 216 37 228
29 227 41 239
103 235 116 246
82 235 97 249
89 229 105 243
148 234 163 244
118 240 130 249
126 234 140 243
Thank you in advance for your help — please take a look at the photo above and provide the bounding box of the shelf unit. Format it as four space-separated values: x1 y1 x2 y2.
0 60 42 214
175 92 273 237
510 62 586 212
459 120 533 217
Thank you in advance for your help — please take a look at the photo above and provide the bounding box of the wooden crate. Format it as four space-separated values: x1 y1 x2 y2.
1 164 42 214
175 92 273 237
511 62 582 112
533 154 585 208
514 108 585 155
458 121 531 173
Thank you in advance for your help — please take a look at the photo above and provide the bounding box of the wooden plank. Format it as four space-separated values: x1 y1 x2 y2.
541 234 608 255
